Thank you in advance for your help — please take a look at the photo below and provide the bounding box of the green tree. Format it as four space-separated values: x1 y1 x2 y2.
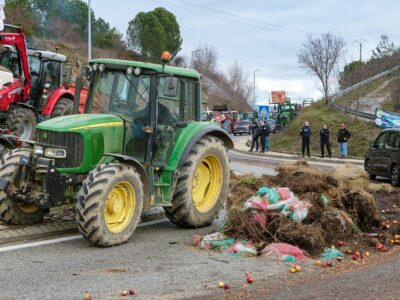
372 35 397 59
127 7 182 63
4 0 40 36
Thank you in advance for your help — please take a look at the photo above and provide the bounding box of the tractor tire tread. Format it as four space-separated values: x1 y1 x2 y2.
164 135 230 228
75 163 144 247
0 149 46 224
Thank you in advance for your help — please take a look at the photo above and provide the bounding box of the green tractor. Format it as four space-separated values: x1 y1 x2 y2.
0 55 233 246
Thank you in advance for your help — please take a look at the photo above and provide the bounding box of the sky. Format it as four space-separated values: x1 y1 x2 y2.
90 0 400 105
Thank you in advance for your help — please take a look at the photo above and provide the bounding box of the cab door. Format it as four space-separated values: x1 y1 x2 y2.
152 77 197 164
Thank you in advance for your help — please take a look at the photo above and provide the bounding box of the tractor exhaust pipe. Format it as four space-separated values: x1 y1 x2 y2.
73 60 83 115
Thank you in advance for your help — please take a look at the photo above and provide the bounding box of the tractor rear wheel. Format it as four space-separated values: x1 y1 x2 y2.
6 107 37 140
75 163 144 247
165 136 230 228
51 98 73 118
0 148 46 224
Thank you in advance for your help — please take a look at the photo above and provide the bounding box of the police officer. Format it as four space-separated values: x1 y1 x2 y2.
319 124 332 158
300 121 311 157
249 121 260 152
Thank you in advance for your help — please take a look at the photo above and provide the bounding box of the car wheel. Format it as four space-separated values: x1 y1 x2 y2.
365 160 376 180
233 133 237 136
391 164 400 186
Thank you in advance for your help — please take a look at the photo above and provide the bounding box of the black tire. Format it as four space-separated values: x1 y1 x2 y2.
5 107 37 140
233 133 237 136
391 164 400 187
165 135 230 228
365 159 376 180
0 148 46 224
76 163 144 247
51 98 73 118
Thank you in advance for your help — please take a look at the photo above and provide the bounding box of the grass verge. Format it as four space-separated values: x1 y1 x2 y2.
269 101 381 158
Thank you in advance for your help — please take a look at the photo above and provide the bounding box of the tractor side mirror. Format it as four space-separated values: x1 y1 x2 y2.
63 64 72 84
163 77 178 97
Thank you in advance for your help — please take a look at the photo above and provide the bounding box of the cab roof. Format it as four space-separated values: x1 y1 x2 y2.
91 58 201 80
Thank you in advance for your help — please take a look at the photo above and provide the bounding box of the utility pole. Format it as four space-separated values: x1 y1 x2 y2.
253 69 260 111
88 0 92 61
354 39 367 62
191 49 200 67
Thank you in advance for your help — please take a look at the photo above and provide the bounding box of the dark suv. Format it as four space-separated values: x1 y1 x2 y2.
365 128 400 186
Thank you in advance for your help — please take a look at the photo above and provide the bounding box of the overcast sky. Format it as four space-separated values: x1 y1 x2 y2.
90 0 400 104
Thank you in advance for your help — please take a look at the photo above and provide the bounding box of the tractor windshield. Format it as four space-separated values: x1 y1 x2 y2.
89 70 150 117
0 49 20 77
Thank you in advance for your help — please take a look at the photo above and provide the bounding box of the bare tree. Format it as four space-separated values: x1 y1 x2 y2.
298 33 345 104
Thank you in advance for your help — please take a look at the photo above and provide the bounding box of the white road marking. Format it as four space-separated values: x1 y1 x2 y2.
0 218 168 253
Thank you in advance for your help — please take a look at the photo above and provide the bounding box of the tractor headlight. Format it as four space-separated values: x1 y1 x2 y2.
126 66 133 75
44 148 67 159
99 64 106 72
33 145 43 156
133 67 141 76
92 63 98 71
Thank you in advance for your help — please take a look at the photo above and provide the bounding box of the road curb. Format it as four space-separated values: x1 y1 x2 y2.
232 149 364 166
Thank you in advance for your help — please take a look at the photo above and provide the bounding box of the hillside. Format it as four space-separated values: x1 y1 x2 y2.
269 101 381 158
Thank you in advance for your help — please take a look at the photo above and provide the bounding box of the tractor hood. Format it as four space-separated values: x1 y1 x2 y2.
36 114 125 174
37 114 124 132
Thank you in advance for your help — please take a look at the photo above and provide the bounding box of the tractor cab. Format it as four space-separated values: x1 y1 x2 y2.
84 59 200 165
0 46 69 110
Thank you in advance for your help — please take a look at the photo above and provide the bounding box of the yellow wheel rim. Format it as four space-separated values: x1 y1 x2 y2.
192 155 222 213
104 181 135 233
17 203 40 214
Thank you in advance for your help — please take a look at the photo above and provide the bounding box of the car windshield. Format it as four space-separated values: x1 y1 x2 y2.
89 70 150 116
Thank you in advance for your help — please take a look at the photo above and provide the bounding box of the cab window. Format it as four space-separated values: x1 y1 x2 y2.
394 133 400 149
183 78 196 121
386 131 398 148
374 132 388 149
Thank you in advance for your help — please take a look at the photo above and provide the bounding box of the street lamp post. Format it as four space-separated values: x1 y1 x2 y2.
191 49 200 67
88 0 92 61
253 69 260 111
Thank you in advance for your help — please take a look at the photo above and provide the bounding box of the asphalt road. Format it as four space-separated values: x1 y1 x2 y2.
0 218 290 300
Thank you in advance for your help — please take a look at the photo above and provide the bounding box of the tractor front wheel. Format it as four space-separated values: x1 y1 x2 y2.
76 163 144 247
0 148 46 224
6 107 37 140
51 98 73 118
165 135 230 228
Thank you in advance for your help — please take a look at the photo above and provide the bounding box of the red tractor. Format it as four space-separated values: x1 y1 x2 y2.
0 24 86 139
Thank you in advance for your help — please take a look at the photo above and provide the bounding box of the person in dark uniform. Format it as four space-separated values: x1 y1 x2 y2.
319 124 332 158
300 121 312 157
249 121 260 152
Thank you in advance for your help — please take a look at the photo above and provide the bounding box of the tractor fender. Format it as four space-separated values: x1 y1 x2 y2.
103 153 151 210
41 88 74 116
10 102 38 116
176 126 233 170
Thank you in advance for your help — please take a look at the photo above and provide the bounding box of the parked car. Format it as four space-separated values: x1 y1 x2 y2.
233 120 251 135
364 128 400 186
266 119 277 134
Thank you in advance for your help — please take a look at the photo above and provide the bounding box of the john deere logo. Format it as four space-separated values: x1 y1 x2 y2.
43 133 48 139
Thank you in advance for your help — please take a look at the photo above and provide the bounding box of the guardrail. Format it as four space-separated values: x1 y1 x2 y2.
331 65 400 120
